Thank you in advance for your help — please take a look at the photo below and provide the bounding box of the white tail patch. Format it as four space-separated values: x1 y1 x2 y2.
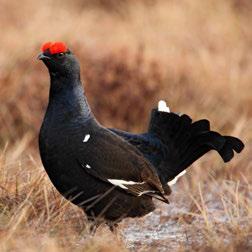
83 134 90 143
86 164 91 169
158 100 170 113
107 179 144 190
168 170 186 186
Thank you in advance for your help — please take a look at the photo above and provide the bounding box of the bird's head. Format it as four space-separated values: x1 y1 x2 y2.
38 41 80 79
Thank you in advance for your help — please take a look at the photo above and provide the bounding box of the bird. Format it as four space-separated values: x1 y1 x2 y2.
38 41 244 231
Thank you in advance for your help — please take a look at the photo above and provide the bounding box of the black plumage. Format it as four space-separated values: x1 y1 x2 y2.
38 42 244 228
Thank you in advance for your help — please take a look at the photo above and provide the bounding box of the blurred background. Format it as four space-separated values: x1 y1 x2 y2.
0 0 251 251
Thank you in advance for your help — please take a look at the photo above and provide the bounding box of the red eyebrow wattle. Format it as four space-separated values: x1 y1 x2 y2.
41 42 52 53
41 41 68 54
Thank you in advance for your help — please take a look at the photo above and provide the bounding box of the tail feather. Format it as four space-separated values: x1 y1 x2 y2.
219 136 244 162
179 131 224 158
218 143 234 162
177 131 225 173
148 108 244 182
173 114 192 143
191 119 210 133
223 136 244 153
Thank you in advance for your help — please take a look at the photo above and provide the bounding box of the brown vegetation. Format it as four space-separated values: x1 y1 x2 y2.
0 0 251 251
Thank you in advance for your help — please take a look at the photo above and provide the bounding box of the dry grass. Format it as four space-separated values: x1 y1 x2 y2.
0 0 251 251
0 138 127 251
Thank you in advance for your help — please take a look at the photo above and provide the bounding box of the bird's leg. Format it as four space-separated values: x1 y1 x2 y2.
88 222 98 235
107 222 119 235
87 215 103 235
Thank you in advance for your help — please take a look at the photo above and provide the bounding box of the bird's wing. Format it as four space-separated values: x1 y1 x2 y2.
77 127 169 203
109 128 164 171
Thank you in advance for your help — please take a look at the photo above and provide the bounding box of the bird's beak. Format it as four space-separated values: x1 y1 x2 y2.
37 53 51 60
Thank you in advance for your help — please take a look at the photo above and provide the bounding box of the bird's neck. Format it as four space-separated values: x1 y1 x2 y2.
47 74 92 121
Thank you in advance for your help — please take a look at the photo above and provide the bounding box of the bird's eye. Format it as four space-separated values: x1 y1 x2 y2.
58 53 64 57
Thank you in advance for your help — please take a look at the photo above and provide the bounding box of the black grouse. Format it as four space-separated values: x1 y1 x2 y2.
38 41 244 229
